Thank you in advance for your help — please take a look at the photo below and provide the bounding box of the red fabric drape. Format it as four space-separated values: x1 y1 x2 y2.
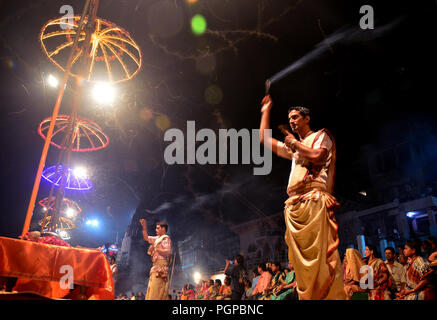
0 236 114 299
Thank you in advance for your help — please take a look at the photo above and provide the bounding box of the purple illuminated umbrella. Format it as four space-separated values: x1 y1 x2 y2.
42 165 93 191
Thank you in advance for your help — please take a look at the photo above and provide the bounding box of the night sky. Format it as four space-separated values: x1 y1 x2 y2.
1 0 436 248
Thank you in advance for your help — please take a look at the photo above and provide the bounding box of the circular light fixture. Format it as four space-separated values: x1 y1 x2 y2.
38 115 110 152
40 16 142 83
42 165 93 191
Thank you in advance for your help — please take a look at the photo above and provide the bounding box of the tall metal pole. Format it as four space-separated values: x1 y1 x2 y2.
21 0 92 237
48 0 100 233
39 120 73 232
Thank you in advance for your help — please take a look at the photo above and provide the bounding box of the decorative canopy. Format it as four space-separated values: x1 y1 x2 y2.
38 115 109 152
40 15 142 83
42 165 93 191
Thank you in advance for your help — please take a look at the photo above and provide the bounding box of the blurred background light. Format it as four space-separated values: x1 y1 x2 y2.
204 85 223 105
155 114 171 131
65 207 75 218
47 74 59 88
58 230 70 240
73 166 88 179
193 271 201 284
86 219 99 227
92 82 115 104
191 14 207 35
406 211 418 218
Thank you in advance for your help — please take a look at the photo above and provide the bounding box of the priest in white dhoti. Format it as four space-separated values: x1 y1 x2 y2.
140 218 172 300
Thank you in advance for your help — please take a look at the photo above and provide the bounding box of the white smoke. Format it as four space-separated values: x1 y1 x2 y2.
268 17 404 85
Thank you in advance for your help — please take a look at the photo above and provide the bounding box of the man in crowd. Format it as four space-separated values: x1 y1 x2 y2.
140 218 172 300
259 95 346 299
397 240 435 300
384 246 406 298
224 254 246 300
136 291 145 300
172 289 178 300
109 256 118 286
397 245 408 265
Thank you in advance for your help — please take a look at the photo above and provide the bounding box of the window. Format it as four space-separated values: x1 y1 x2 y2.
415 217 430 234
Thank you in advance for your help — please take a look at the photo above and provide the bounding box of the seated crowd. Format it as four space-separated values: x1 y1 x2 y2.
174 237 436 300
343 237 437 300
174 259 298 300
114 237 436 300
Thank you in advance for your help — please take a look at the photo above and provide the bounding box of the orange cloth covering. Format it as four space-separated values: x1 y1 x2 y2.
0 236 114 300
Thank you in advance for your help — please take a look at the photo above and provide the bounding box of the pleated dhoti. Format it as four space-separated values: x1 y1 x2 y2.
284 190 346 300
145 259 169 300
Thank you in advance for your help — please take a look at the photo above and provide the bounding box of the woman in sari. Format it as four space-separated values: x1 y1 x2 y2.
343 248 367 299
216 277 232 300
193 283 200 299
195 281 207 300
260 262 286 300
271 262 297 300
203 279 217 300
397 241 435 300
364 245 391 300
180 284 188 300
251 263 272 299
183 284 195 300
206 279 221 300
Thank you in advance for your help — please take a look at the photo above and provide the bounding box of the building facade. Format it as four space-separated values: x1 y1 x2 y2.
337 196 437 256
336 118 437 256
